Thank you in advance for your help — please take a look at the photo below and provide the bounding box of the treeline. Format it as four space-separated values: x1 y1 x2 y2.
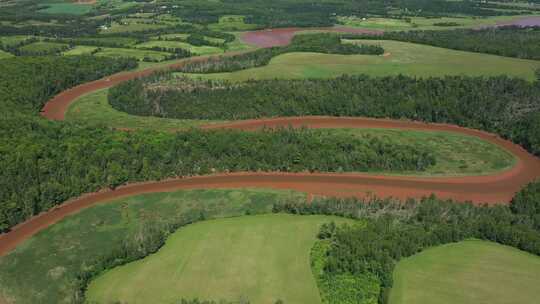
0 56 137 114
109 74 540 155
176 33 384 73
274 180 540 303
353 26 540 60
170 0 517 28
0 122 435 232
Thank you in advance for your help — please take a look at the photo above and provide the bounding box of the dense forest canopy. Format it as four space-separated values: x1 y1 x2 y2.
109 74 540 155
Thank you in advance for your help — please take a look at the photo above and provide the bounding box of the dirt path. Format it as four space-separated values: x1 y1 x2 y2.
240 26 383 48
6 46 538 258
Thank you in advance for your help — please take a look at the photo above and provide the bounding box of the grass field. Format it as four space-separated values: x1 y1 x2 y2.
62 45 98 56
86 214 351 304
65 90 516 176
66 89 221 130
0 35 34 47
209 15 258 31
0 189 304 304
100 21 168 34
72 36 139 47
390 240 540 304
18 41 69 54
0 49 13 59
95 47 172 61
134 40 224 55
39 3 94 15
194 40 540 81
334 128 515 176
337 14 540 31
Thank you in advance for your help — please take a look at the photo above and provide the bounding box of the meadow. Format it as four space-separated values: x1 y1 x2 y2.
194 40 540 81
38 3 94 15
86 214 351 304
62 45 98 56
389 240 540 304
0 189 304 304
18 41 69 55
0 49 12 59
134 40 224 56
94 47 172 61
0 35 34 47
337 14 540 31
208 15 259 31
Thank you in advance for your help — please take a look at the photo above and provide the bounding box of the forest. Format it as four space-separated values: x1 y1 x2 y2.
0 56 440 232
354 26 540 60
0 0 527 37
176 33 384 73
274 180 540 303
109 73 540 155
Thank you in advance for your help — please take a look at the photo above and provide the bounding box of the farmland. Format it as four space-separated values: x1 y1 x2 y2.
390 240 540 304
0 49 12 59
337 15 540 31
193 40 540 81
134 40 224 55
38 3 94 15
86 214 350 304
0 0 540 304
94 47 173 61
17 41 70 55
0 189 305 304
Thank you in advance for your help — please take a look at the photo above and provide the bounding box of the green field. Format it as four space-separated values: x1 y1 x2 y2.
390 240 540 304
337 14 540 31
194 40 540 81
39 3 94 15
335 128 515 176
66 89 221 130
72 36 139 47
209 15 258 31
65 90 516 176
62 45 98 56
0 35 34 47
0 49 13 59
86 214 350 304
95 47 172 61
18 41 69 54
134 40 224 55
100 21 168 34
0 189 304 304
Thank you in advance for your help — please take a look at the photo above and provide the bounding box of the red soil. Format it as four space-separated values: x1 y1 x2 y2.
241 26 383 48
4 49 538 258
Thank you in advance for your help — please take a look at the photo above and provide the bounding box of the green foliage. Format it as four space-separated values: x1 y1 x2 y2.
0 56 137 113
511 181 540 230
0 122 435 231
109 74 540 156
0 189 297 304
176 33 384 73
311 241 380 304
276 180 540 303
356 26 540 60
86 214 335 303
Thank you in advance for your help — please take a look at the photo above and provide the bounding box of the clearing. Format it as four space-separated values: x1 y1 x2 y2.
390 240 540 304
